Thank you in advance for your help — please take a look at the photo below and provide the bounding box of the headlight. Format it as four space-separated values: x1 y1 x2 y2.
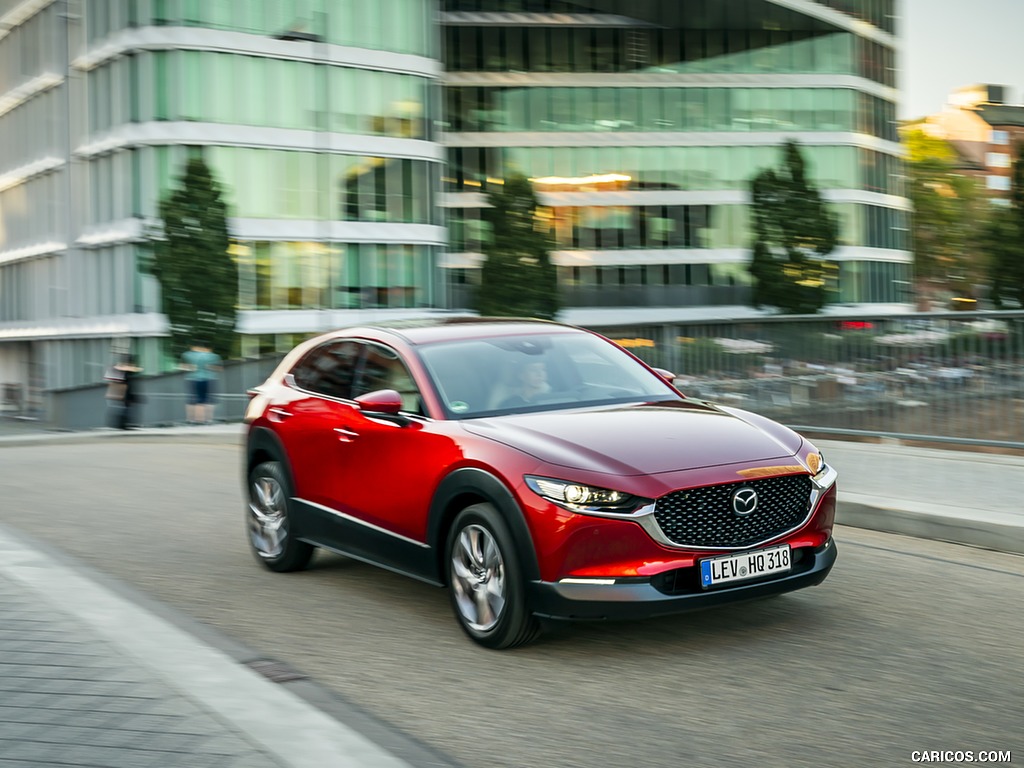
525 476 641 514
805 451 835 486
806 451 824 476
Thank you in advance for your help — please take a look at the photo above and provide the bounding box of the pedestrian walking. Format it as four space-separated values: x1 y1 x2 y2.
180 342 222 424
104 354 142 430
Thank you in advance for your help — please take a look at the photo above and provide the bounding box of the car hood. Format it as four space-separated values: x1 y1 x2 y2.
462 400 802 476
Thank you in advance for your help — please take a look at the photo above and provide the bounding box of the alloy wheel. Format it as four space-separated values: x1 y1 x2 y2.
450 523 507 631
248 474 288 559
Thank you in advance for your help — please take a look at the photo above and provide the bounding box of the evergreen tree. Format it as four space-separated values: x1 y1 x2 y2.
475 174 559 319
987 141 1024 308
148 158 237 359
748 140 839 314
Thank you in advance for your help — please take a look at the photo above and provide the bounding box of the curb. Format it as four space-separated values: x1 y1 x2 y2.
0 427 245 447
837 500 1024 556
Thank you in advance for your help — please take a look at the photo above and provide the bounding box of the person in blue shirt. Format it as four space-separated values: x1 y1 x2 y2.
180 341 222 424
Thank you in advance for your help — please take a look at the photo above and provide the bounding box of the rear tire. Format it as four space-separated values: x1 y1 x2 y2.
247 461 314 573
446 503 540 649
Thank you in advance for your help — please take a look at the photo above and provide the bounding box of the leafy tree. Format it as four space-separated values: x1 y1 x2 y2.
147 158 237 359
904 128 988 305
986 141 1024 308
748 140 839 314
475 173 559 319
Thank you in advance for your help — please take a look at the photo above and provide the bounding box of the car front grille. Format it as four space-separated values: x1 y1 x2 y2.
653 474 813 548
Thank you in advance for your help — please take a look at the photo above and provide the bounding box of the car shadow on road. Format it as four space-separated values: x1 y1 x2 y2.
535 592 838 654
301 550 845 657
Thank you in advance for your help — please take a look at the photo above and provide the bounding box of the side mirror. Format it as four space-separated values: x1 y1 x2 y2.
355 389 403 414
653 368 676 383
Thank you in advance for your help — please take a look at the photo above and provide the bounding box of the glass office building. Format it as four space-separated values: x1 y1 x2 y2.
0 0 908 406
440 0 910 314
0 0 446 396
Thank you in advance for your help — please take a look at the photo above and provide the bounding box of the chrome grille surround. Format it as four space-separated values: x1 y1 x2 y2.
650 474 814 549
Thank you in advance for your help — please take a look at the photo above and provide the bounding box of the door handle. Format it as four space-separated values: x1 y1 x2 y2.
334 426 360 443
268 407 292 422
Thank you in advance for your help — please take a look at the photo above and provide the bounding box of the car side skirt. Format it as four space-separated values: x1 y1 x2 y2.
291 498 443 587
527 540 837 621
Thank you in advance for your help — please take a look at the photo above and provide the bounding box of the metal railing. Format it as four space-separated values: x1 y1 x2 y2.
44 356 283 431
31 311 1024 448
594 310 1024 449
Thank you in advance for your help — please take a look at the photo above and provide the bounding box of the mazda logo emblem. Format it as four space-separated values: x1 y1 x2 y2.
732 487 758 516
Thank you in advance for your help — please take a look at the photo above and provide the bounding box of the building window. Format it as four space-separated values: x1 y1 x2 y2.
991 130 1010 145
987 175 1011 191
987 152 1011 168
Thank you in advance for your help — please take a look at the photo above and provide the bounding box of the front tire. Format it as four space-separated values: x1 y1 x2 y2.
446 503 539 649
247 461 314 573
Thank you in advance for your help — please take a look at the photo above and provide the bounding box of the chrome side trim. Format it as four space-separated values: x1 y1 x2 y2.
811 463 840 496
295 498 430 549
550 500 657 521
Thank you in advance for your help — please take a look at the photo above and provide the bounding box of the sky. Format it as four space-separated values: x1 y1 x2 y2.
900 0 1024 119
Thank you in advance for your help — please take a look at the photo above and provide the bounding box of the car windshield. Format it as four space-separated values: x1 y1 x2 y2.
418 332 681 418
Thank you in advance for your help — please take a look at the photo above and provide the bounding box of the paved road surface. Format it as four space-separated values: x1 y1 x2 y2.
1 439 1021 767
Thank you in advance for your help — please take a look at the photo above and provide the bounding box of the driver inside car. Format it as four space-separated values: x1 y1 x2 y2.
498 360 551 408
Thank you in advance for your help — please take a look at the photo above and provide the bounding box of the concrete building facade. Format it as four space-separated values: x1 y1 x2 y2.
0 0 447 409
0 0 910 412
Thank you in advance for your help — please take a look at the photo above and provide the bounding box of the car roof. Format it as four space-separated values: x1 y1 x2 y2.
325 317 584 346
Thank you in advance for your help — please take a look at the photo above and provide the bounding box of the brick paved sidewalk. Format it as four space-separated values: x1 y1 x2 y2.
0 525 417 768
0 569 285 768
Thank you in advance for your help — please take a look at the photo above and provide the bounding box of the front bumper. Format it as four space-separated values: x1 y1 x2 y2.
527 539 837 621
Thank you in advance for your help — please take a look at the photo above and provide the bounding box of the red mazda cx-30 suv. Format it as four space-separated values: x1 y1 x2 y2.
244 319 837 649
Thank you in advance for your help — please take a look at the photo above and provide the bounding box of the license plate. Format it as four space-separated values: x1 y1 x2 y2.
700 544 791 588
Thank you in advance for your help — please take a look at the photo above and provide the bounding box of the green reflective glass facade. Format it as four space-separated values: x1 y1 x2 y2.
446 87 896 140
441 0 908 309
446 145 902 195
231 242 436 311
75 1 445 376
443 2 894 84
444 0 895 36
450 201 908 253
1 0 911 394
444 27 896 86
89 0 435 57
85 146 435 225
89 52 432 139
540 260 911 307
